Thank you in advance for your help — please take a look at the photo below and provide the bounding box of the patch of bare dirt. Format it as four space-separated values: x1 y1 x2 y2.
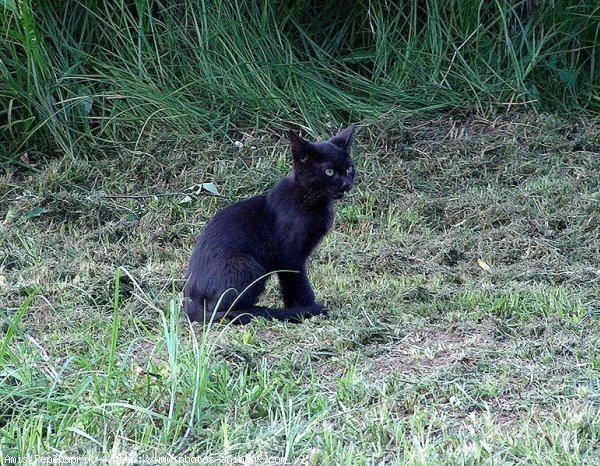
362 324 498 380
257 328 284 343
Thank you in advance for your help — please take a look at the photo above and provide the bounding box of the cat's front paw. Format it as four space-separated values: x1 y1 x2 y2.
307 303 330 319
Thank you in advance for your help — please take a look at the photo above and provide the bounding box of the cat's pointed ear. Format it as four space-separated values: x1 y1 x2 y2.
329 124 356 151
290 130 312 163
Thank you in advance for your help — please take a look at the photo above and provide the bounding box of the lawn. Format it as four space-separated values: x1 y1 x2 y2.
1 111 599 464
2 0 600 463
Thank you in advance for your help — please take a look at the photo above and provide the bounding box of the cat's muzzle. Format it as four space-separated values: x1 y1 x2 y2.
332 185 351 199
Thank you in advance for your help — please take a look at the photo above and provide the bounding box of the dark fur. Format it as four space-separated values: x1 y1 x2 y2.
184 125 356 324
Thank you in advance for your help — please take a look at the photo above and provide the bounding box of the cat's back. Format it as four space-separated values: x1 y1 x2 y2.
198 194 270 244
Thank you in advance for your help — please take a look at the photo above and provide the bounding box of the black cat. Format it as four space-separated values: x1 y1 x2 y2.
183 124 356 324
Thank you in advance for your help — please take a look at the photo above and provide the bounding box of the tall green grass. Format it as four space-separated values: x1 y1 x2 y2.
1 0 599 161
0 275 223 457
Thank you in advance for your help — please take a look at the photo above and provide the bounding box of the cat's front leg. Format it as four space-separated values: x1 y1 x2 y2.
278 266 316 307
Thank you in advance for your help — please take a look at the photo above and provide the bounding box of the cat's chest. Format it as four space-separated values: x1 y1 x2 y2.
275 206 333 256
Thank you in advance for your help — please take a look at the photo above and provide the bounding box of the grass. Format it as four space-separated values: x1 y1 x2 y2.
1 0 600 161
1 111 599 463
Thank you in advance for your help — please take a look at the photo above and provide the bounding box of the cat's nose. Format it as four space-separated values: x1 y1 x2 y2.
342 181 352 192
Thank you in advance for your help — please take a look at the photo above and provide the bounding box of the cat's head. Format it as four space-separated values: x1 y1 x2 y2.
289 124 356 200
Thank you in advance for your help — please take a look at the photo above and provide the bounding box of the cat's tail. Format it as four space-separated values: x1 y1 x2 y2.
211 303 329 325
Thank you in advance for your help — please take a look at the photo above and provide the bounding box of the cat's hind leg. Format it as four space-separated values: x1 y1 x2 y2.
184 253 268 323
206 254 269 320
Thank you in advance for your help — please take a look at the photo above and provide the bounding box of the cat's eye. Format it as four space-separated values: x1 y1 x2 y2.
346 166 354 174
325 168 334 176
